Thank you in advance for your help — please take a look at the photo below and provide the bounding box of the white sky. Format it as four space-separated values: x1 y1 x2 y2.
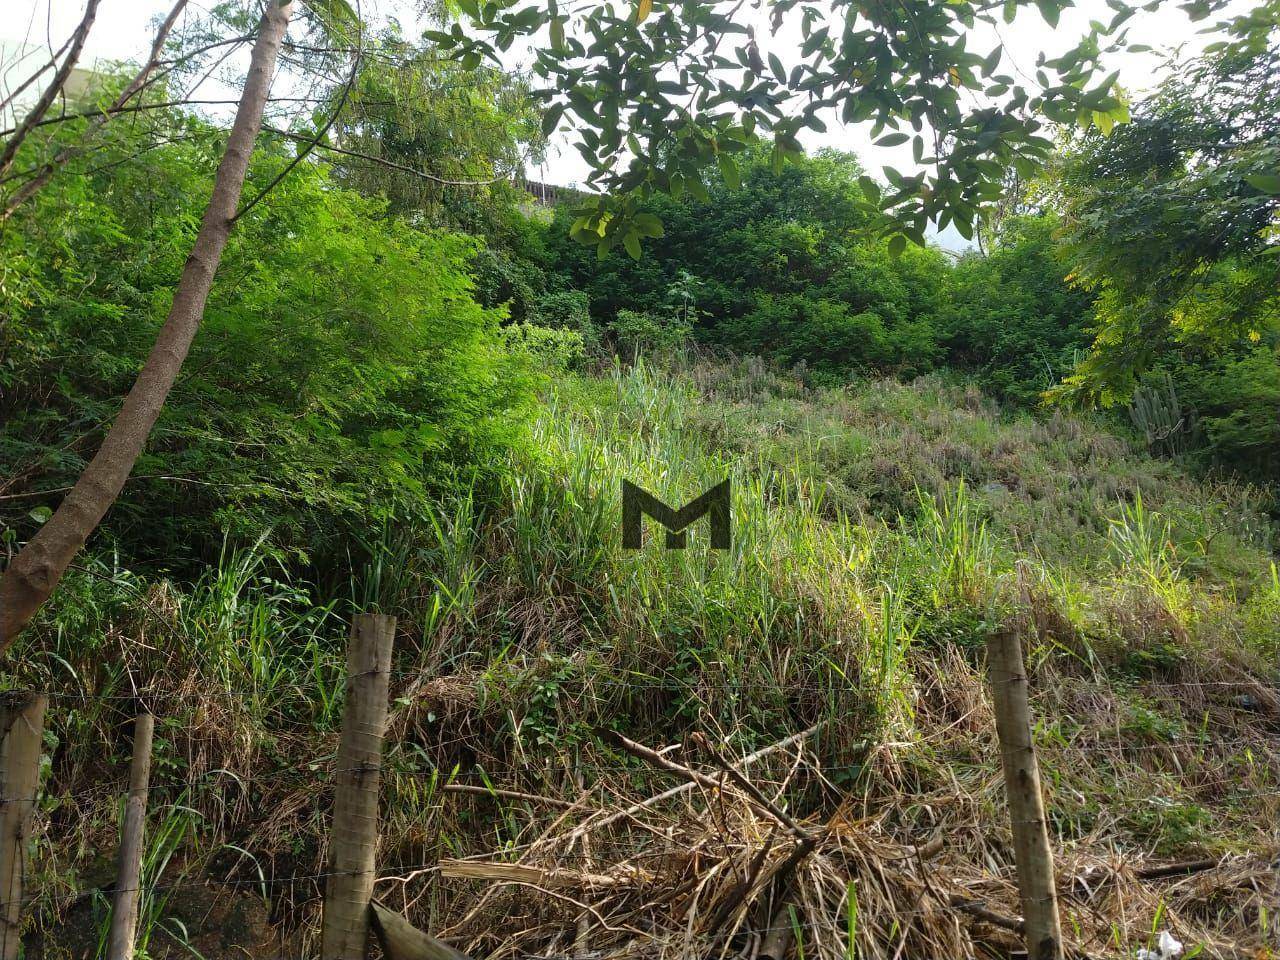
1 0 1248 247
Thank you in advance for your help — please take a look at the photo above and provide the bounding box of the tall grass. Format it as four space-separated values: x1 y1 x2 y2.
7 355 1279 954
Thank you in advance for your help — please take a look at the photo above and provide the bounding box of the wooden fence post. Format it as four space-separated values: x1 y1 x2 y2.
321 613 396 959
108 712 155 960
370 900 473 960
0 691 47 960
988 609 1063 960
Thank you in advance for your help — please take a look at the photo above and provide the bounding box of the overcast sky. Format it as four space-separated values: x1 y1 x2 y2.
1 0 1247 247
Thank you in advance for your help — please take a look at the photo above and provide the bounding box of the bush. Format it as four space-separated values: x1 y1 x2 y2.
470 245 545 322
1166 347 1280 478
503 322 589 371
610 309 691 359
534 289 601 353
940 216 1093 404
544 148 947 375
723 287 939 378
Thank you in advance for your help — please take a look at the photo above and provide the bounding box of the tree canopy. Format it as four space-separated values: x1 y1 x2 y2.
1051 0 1280 404
436 0 1137 257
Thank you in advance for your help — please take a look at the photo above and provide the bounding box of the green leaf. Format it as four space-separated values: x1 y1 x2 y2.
623 231 642 259
887 234 907 258
768 52 786 84
875 132 909 147
982 46 1002 76
718 153 741 190
1035 0 1061 27
541 103 565 136
1245 173 1280 195
301 0 360 44
633 212 665 237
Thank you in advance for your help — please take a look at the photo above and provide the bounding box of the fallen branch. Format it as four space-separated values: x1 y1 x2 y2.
690 732 818 848
439 858 653 890
703 824 778 934
1134 858 1221 881
947 894 1024 934
604 730 724 792
1074 857 1225 890
443 783 581 810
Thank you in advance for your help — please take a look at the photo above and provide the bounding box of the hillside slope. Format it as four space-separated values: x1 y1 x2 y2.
12 357 1280 958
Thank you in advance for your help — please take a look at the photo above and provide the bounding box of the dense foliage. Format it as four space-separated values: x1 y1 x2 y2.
323 26 546 235
9 358 1278 956
2 4 1278 954
3 17 1274 582
438 0 1129 257
941 215 1094 404
538 148 1090 390
1 109 541 571
1050 8 1280 472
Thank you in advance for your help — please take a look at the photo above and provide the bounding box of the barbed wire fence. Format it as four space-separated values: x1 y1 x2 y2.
2 604 1278 960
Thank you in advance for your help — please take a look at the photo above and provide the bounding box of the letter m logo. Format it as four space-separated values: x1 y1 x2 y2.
622 479 731 550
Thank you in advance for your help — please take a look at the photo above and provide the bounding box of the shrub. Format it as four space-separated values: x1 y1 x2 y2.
722 292 937 377
470 245 545 322
503 322 588 371
543 147 946 380
610 309 691 359
940 215 1093 404
534 289 601 353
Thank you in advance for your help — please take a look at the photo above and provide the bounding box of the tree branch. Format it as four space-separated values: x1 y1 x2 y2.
265 126 507 187
0 0 102 179
233 31 362 221
1 0 190 220
0 32 74 119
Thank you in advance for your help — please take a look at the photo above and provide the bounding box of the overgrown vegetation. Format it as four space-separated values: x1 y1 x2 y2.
1 106 542 572
1 0 1277 957
7 359 1279 957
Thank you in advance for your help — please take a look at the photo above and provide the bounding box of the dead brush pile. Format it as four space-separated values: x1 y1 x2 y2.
403 661 1279 960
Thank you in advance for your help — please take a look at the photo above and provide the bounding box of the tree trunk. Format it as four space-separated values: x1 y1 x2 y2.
0 0 294 652
0 693 47 960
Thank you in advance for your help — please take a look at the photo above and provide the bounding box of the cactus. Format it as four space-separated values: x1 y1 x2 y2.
1128 369 1197 455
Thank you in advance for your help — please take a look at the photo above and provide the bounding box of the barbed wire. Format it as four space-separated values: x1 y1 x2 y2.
13 674 1276 701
